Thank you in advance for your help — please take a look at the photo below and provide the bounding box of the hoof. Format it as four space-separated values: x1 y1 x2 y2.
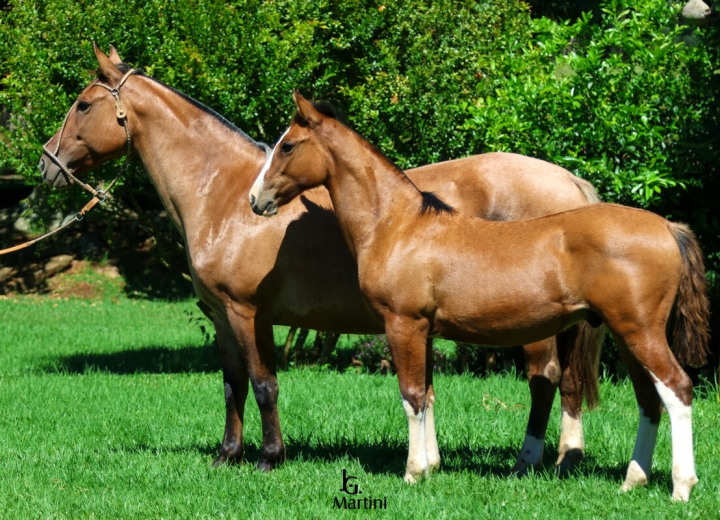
621 461 649 492
212 449 243 467
505 461 537 478
555 447 584 476
427 458 441 476
671 474 698 502
403 472 424 484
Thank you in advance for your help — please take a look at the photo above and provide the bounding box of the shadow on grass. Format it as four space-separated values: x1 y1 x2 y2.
45 344 221 374
121 438 671 488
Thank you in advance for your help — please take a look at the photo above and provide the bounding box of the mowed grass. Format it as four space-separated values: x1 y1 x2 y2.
1 294 719 519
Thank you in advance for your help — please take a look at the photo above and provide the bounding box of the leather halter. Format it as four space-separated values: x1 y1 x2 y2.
0 68 136 256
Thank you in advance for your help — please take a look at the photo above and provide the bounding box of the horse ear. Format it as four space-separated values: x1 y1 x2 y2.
93 42 123 84
293 90 323 128
108 45 123 65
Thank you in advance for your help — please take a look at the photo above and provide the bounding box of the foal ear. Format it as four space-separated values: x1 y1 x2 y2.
93 42 124 84
293 90 323 128
108 45 123 65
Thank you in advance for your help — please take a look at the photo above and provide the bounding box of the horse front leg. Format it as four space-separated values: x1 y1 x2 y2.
511 338 560 475
385 314 430 483
212 323 249 466
227 305 286 471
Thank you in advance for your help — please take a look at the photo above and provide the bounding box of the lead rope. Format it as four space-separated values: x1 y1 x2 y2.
0 69 136 256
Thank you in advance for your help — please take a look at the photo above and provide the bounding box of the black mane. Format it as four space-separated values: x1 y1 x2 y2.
420 191 455 216
296 96 455 217
98 63 267 153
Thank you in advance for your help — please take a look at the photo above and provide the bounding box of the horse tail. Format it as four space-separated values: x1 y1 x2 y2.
561 321 604 410
570 174 601 204
667 222 710 367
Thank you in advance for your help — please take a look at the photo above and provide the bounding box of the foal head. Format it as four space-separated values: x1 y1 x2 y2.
249 91 336 217
38 44 136 188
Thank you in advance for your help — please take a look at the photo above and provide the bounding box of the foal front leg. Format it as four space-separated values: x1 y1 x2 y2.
385 314 430 483
424 338 441 474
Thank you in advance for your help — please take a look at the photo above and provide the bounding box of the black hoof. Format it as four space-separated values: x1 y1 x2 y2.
212 449 243 467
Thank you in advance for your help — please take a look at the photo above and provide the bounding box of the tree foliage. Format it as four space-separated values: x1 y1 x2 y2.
1 0 718 269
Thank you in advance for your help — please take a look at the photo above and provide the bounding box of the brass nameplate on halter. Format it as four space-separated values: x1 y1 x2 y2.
115 97 127 119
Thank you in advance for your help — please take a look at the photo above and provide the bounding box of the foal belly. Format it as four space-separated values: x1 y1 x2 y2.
430 281 583 346
433 312 577 347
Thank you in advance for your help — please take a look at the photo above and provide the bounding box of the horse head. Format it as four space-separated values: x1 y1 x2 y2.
38 44 136 188
249 91 333 216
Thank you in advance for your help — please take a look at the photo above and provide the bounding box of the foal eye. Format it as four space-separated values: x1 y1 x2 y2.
77 101 91 113
280 142 295 154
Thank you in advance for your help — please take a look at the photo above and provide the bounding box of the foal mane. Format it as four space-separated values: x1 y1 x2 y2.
96 63 269 153
303 99 455 217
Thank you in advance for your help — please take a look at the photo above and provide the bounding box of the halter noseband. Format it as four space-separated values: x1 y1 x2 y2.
0 68 137 256
41 67 136 198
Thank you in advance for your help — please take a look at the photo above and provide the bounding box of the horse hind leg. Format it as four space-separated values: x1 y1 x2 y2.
510 337 561 475
614 331 697 501
555 322 604 473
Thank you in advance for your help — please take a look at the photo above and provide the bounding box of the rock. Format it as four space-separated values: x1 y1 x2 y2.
44 254 74 277
681 0 713 25
0 266 17 283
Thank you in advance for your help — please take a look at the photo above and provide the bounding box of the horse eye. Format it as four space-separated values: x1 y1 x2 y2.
77 101 91 113
280 142 295 154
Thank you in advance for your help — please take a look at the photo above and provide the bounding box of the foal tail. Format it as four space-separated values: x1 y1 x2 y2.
667 222 710 367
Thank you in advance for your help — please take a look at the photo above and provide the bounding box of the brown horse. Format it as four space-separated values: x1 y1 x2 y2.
250 92 710 501
38 46 603 477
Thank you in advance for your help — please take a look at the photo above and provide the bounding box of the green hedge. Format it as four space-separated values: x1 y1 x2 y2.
1 0 718 265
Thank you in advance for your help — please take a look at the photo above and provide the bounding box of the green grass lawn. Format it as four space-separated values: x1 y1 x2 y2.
0 292 718 519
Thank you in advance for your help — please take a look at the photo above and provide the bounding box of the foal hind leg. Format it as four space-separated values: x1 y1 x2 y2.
424 338 441 474
213 323 249 466
613 334 661 492
385 314 430 483
511 337 560 475
615 331 697 501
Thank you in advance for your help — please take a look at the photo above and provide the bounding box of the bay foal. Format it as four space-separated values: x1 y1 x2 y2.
39 46 601 476
250 92 709 501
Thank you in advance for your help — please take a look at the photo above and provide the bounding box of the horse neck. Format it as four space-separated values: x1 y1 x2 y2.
126 77 265 240
321 123 422 256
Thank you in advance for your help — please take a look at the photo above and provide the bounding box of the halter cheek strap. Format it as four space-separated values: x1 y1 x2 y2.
0 68 136 256
41 67 136 197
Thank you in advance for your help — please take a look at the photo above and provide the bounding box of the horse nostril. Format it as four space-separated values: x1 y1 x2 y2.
249 194 256 207
38 158 46 176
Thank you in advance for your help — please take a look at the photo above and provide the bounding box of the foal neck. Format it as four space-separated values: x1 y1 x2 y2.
321 122 444 254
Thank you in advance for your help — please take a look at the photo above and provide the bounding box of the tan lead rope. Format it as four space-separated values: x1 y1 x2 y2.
0 69 136 257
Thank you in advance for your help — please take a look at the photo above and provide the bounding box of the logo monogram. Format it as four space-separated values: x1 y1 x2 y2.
340 468 360 495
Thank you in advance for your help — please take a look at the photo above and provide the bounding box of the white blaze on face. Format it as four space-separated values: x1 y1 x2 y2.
249 127 290 205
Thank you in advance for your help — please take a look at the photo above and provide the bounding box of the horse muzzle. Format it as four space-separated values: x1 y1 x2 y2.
38 153 71 188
